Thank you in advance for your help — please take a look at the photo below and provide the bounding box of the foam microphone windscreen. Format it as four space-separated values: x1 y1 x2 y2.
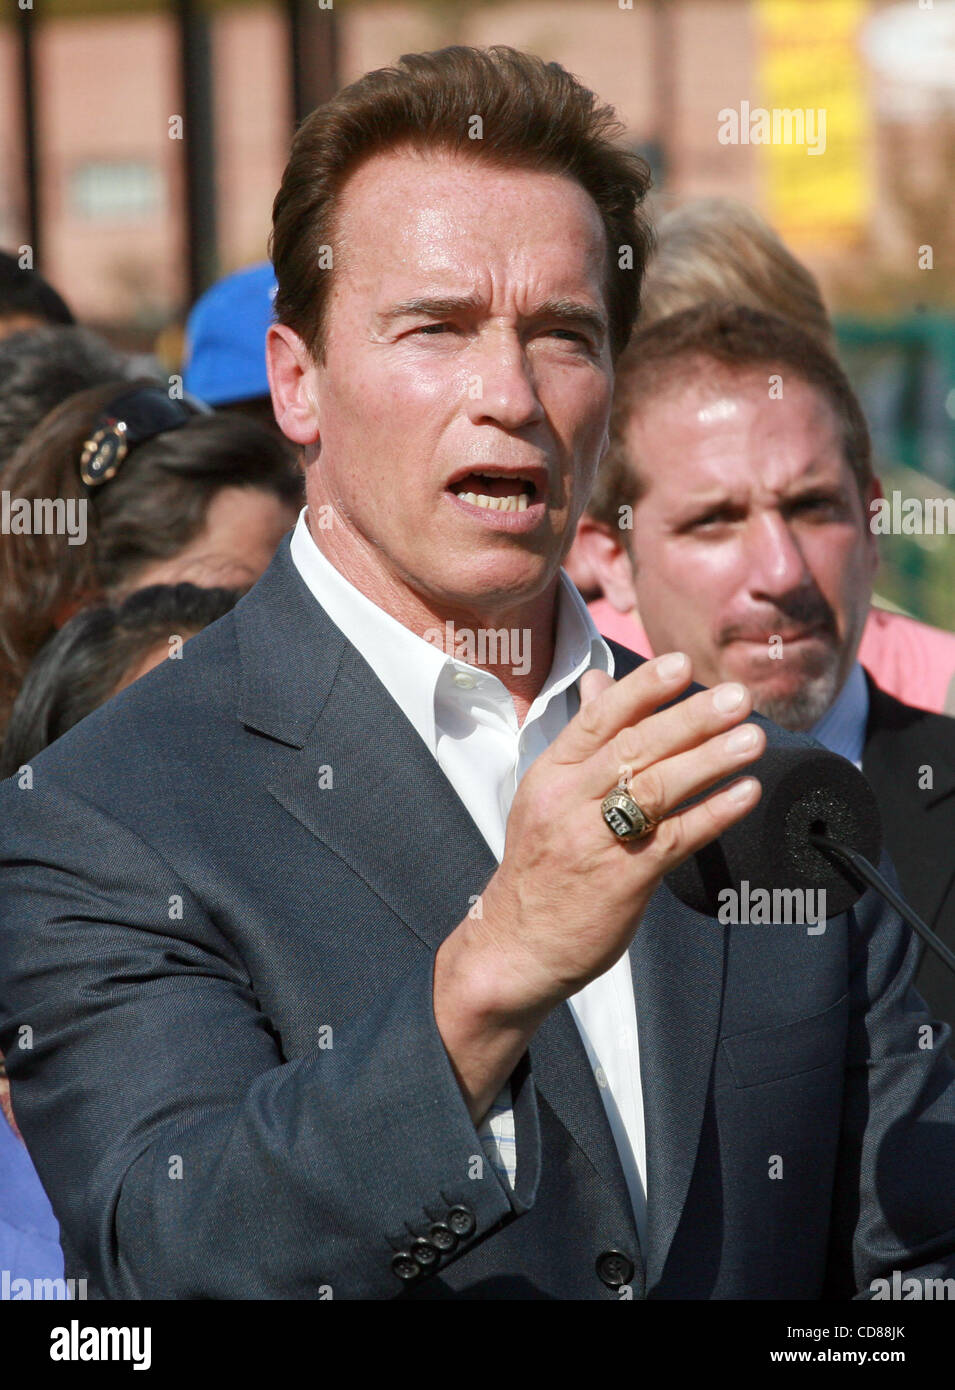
664 742 883 919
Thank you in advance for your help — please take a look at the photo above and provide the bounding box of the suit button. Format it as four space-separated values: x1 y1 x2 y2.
447 1204 476 1238
410 1238 439 1268
391 1252 420 1281
429 1222 458 1253
596 1249 634 1288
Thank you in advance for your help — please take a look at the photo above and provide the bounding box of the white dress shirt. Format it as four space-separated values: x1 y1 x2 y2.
289 508 649 1250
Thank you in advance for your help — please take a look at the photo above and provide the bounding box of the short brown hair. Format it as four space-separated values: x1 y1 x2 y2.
588 302 872 530
270 45 653 366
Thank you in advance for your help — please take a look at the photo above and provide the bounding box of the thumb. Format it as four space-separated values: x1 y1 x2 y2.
579 668 615 707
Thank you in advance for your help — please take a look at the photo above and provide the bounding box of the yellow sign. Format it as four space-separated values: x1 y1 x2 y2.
755 0 871 245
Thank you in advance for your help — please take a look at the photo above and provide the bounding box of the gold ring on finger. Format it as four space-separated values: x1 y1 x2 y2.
600 779 658 842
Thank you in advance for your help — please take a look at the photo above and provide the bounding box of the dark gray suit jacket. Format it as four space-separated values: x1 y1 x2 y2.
863 674 955 1036
2 537 955 1299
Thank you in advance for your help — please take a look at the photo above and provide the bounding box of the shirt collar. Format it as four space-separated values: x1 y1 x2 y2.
289 507 447 749
543 567 616 708
809 661 870 768
288 506 613 750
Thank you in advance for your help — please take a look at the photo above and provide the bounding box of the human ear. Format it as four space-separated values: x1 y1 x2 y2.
266 323 322 446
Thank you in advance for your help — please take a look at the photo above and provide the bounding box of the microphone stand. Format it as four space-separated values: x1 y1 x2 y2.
810 833 955 976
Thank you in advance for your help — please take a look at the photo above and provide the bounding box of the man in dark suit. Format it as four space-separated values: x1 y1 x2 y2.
2 47 955 1301
578 301 955 1035
863 679 955 1030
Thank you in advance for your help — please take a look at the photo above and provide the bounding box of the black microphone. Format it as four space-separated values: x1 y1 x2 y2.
665 743 881 918
664 742 955 974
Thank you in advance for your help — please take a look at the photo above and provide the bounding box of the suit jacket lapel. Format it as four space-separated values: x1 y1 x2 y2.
631 890 726 1289
527 1004 643 1267
235 545 640 1248
605 641 728 1288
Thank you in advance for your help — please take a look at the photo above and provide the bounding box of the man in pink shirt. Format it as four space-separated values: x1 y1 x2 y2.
857 608 955 717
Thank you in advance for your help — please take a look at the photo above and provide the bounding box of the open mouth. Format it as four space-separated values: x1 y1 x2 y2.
447 471 541 513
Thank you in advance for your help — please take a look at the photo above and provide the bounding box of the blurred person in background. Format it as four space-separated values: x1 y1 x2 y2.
0 381 303 735
0 251 74 341
0 325 132 477
0 582 241 780
636 198 836 348
0 263 132 1292
581 301 955 1034
569 198 955 716
183 261 290 440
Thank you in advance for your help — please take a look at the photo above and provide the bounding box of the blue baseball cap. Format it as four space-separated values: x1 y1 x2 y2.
183 262 277 407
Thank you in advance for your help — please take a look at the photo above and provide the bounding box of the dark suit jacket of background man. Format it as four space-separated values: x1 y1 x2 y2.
863 675 955 1037
2 537 955 1300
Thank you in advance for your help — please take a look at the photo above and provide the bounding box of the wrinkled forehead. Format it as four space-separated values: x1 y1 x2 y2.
327 145 610 302
624 359 850 500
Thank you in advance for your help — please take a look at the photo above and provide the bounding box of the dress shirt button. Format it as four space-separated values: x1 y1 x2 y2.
594 1065 608 1089
447 1204 476 1237
410 1238 439 1268
429 1222 458 1253
391 1252 420 1281
595 1249 634 1289
452 670 476 689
